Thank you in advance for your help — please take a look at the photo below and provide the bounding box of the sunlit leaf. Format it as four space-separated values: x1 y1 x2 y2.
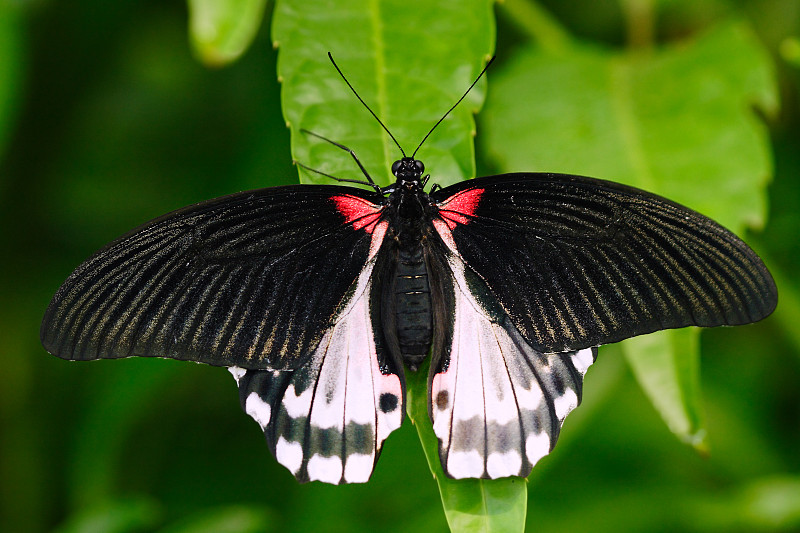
622 328 706 450
273 0 495 188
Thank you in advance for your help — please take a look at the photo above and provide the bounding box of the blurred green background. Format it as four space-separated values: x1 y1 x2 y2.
1 0 799 532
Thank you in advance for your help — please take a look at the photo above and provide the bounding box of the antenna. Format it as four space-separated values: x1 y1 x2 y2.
327 53 496 162
412 56 495 158
328 52 406 157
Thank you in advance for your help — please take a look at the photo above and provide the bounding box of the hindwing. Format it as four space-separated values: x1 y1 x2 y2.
231 252 405 484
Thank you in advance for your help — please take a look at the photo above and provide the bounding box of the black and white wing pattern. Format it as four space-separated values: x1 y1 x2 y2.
41 185 407 484
429 249 596 479
426 172 776 479
231 253 404 484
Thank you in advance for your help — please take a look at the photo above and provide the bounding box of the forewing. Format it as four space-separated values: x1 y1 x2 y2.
430 172 777 354
428 248 596 479
41 185 387 370
230 250 405 484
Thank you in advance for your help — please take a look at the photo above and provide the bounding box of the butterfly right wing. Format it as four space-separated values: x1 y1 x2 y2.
429 173 777 354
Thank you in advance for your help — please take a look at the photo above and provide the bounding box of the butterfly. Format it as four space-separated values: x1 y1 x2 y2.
41 55 777 485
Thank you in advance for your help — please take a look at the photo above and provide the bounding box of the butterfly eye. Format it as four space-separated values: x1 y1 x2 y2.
391 160 403 176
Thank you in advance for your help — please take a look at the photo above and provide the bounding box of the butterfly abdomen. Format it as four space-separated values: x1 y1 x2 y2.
393 245 433 371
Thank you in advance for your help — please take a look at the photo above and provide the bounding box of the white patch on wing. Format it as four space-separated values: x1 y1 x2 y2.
307 454 343 484
344 453 374 483
245 391 271 429
281 383 314 419
228 366 246 383
572 348 595 375
487 450 523 479
431 257 595 480
276 437 303 474
526 432 551 466
553 389 579 421
447 450 485 478
368 220 389 260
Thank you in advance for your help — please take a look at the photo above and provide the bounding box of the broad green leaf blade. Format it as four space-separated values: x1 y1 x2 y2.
481 21 776 447
273 2 519 530
273 0 495 187
407 362 527 533
483 21 776 231
622 329 707 450
188 0 268 66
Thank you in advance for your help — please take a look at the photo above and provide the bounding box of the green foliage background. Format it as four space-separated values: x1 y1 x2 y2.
1 0 799 531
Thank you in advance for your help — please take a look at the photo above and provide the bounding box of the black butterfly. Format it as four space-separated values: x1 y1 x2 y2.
41 55 777 484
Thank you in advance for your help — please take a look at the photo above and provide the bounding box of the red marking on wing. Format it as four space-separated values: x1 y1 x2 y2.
332 195 384 234
437 188 484 230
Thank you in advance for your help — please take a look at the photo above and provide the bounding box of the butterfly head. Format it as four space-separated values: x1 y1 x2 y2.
392 157 424 186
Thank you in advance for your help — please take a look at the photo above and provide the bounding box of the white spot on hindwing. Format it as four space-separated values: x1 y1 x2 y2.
447 450 484 478
526 432 551 465
282 383 314 419
572 348 595 376
307 454 343 484
245 391 271 428
276 437 303 474
487 450 523 478
344 453 374 483
228 366 246 384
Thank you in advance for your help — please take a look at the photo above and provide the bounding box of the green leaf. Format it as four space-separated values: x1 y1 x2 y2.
273 1 521 530
273 0 495 188
406 362 527 533
622 328 707 450
481 21 776 447
188 0 268 66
